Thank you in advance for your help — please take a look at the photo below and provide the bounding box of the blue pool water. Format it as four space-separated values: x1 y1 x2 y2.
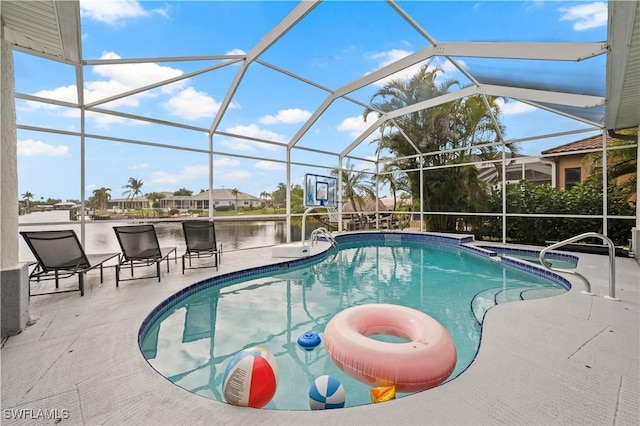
139 237 569 410
478 246 579 269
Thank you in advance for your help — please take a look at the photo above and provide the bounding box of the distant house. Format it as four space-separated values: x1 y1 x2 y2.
107 196 150 210
158 195 192 210
190 189 262 210
541 134 615 190
158 188 262 211
52 201 77 210
476 153 553 188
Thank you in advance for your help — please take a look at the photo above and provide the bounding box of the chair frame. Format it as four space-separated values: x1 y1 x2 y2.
181 220 222 274
113 225 177 286
20 230 118 296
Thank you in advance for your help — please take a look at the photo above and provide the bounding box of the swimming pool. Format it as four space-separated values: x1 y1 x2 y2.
139 233 571 410
478 245 579 269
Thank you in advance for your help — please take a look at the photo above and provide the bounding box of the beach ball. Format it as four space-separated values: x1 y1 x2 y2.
297 331 321 351
308 375 345 410
222 346 278 408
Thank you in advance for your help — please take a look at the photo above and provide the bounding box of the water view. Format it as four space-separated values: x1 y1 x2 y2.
18 211 323 263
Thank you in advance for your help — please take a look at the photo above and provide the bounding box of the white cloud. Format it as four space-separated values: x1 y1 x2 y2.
366 50 462 87
84 109 149 128
212 157 240 168
255 161 285 171
259 108 312 125
128 163 150 170
225 124 286 142
337 111 379 138
88 52 185 105
81 0 169 25
149 171 179 185
220 124 286 151
17 139 69 157
182 165 209 177
164 87 221 120
559 2 607 31
222 170 252 180
150 164 208 186
26 85 77 109
498 99 537 116
226 49 246 56
366 49 419 84
25 52 186 113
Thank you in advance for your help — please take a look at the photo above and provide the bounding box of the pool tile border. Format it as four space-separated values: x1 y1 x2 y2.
464 244 573 290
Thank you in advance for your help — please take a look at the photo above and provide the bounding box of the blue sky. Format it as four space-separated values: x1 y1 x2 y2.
14 0 608 202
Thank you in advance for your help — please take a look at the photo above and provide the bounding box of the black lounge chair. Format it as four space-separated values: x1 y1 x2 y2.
181 220 222 273
113 225 177 286
20 230 118 296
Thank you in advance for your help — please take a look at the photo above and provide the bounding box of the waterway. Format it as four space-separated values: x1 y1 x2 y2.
18 211 324 263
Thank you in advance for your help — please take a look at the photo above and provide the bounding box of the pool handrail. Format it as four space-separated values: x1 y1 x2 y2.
539 232 619 301
310 227 338 256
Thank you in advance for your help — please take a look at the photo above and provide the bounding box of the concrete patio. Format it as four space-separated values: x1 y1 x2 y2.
1 239 639 425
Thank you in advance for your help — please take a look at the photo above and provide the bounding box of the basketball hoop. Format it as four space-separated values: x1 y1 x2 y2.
326 205 339 224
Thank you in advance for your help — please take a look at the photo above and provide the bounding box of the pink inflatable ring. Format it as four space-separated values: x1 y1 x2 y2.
324 304 457 393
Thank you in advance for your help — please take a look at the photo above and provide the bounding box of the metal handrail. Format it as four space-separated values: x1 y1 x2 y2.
310 227 338 257
539 232 619 301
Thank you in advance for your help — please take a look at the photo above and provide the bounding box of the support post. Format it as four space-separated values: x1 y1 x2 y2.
1 37 30 337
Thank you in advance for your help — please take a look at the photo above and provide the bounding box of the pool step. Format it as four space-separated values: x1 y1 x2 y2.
472 286 567 325
521 287 567 300
495 288 524 304
471 287 524 325
471 287 511 324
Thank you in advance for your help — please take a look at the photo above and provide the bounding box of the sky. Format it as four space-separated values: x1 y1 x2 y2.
13 0 609 202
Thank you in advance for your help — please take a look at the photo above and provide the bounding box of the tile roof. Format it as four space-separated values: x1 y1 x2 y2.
541 134 614 155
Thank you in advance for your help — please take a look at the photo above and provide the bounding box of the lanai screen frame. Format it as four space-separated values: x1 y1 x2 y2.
12 0 638 247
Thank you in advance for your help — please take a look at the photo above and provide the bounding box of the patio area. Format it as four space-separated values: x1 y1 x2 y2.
1 238 638 425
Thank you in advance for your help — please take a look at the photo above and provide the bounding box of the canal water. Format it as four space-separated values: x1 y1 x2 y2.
18 211 324 263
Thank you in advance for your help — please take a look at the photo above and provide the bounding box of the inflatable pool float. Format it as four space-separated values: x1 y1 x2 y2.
324 304 456 393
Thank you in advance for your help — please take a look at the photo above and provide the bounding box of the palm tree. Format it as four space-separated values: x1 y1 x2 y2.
260 191 272 210
145 192 166 209
21 191 34 213
173 187 193 196
122 177 144 210
375 162 410 226
272 183 287 211
376 162 409 213
230 188 240 211
332 163 374 229
364 63 508 231
91 187 111 211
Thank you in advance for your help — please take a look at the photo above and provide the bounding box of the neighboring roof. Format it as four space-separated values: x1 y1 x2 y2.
191 188 260 201
541 134 615 156
109 197 149 202
343 198 389 213
162 195 192 201
380 197 413 208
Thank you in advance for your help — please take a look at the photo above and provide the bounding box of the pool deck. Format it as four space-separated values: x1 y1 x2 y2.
2 235 639 425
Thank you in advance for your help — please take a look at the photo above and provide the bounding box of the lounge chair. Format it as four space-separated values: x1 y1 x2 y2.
113 225 177 286
20 230 119 296
181 220 222 273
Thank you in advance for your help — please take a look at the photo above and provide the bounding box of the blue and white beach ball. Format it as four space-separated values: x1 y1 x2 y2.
308 375 345 410
222 346 278 408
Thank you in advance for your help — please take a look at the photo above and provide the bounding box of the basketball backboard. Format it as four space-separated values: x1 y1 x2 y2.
304 173 337 208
